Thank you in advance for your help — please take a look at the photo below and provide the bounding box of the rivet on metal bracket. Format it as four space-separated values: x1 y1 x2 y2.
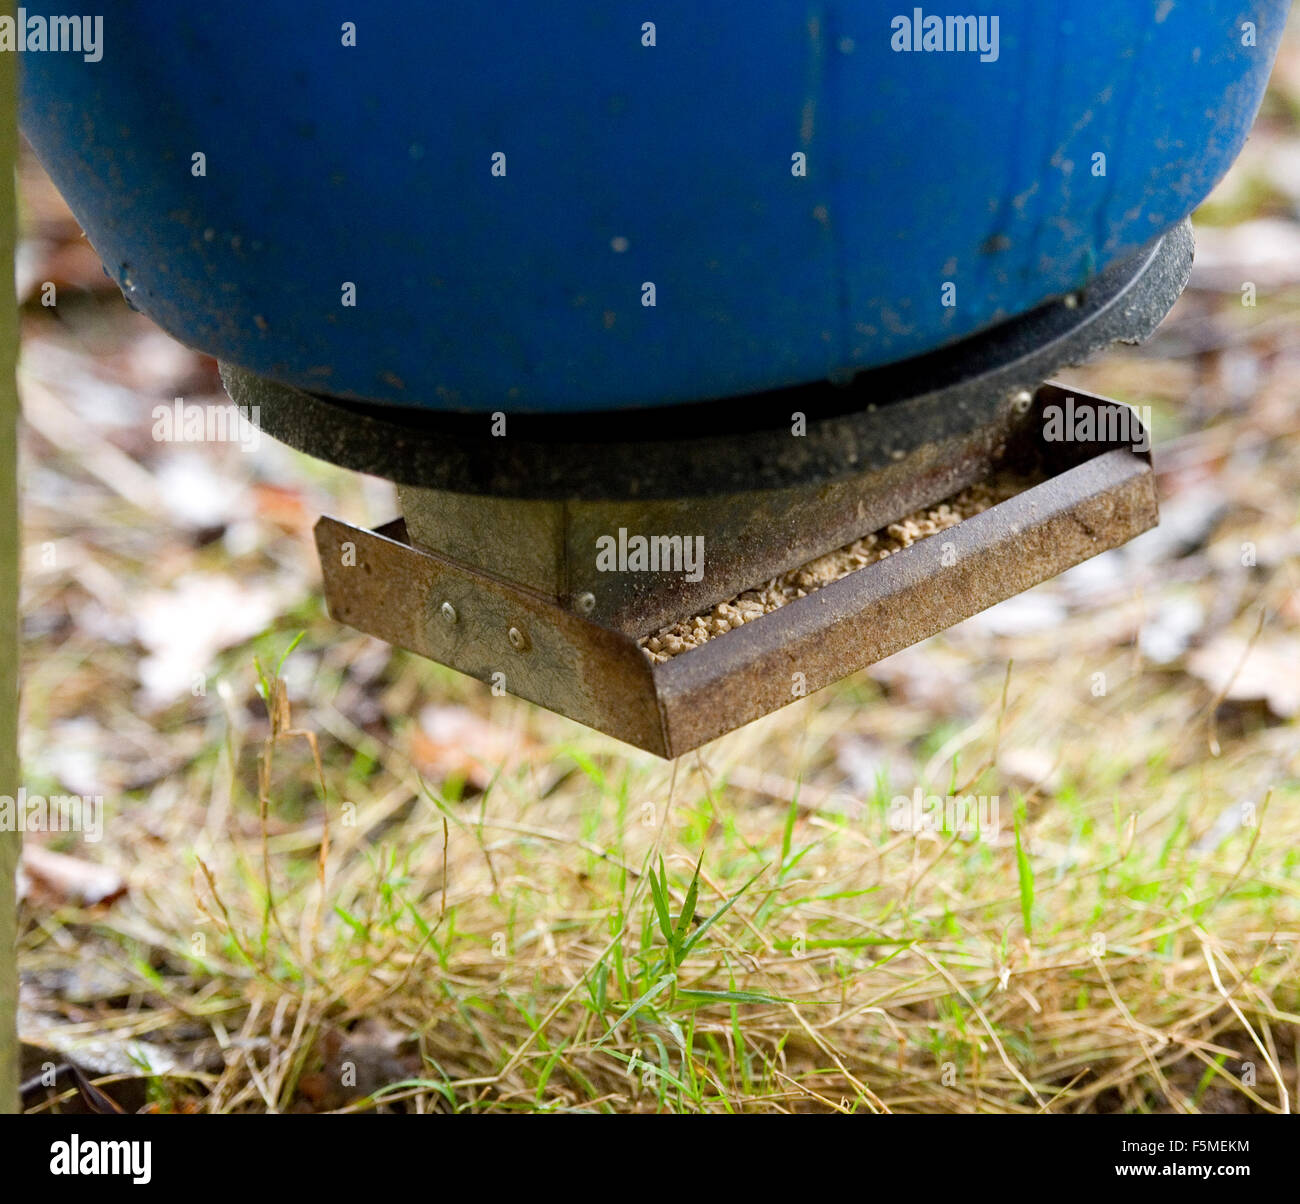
507 626 530 652
440 601 458 624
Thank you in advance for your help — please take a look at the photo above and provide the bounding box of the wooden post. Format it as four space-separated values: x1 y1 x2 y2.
0 0 21 1115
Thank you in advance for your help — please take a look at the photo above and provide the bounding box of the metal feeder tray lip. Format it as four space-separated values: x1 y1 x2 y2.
314 385 1158 758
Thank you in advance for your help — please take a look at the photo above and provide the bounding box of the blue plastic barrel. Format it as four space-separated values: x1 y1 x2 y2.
18 2 1286 412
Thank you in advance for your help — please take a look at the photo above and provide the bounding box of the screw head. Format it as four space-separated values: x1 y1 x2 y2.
1010 389 1034 414
440 601 458 623
508 625 530 652
574 591 596 614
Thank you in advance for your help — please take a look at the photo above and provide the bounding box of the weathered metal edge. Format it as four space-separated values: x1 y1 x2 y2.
313 516 669 756
313 418 1157 760
651 448 1158 757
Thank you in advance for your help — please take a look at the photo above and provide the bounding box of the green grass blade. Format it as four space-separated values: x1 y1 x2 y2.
680 866 765 960
1014 801 1034 941
597 972 676 1047
672 854 703 951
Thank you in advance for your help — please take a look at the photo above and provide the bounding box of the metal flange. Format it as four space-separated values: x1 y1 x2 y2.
225 220 1191 501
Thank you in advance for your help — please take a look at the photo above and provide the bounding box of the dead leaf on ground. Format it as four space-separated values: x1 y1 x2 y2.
297 1021 420 1112
20 844 127 908
1186 635 1300 718
411 704 528 790
133 573 297 707
997 747 1062 796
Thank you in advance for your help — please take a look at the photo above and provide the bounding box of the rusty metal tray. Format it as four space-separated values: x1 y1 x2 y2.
314 385 1157 758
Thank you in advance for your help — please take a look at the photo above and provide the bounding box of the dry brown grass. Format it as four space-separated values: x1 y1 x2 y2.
13 21 1300 1117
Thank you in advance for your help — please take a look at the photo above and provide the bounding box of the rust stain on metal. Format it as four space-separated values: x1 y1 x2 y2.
314 517 669 755
651 447 1156 754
